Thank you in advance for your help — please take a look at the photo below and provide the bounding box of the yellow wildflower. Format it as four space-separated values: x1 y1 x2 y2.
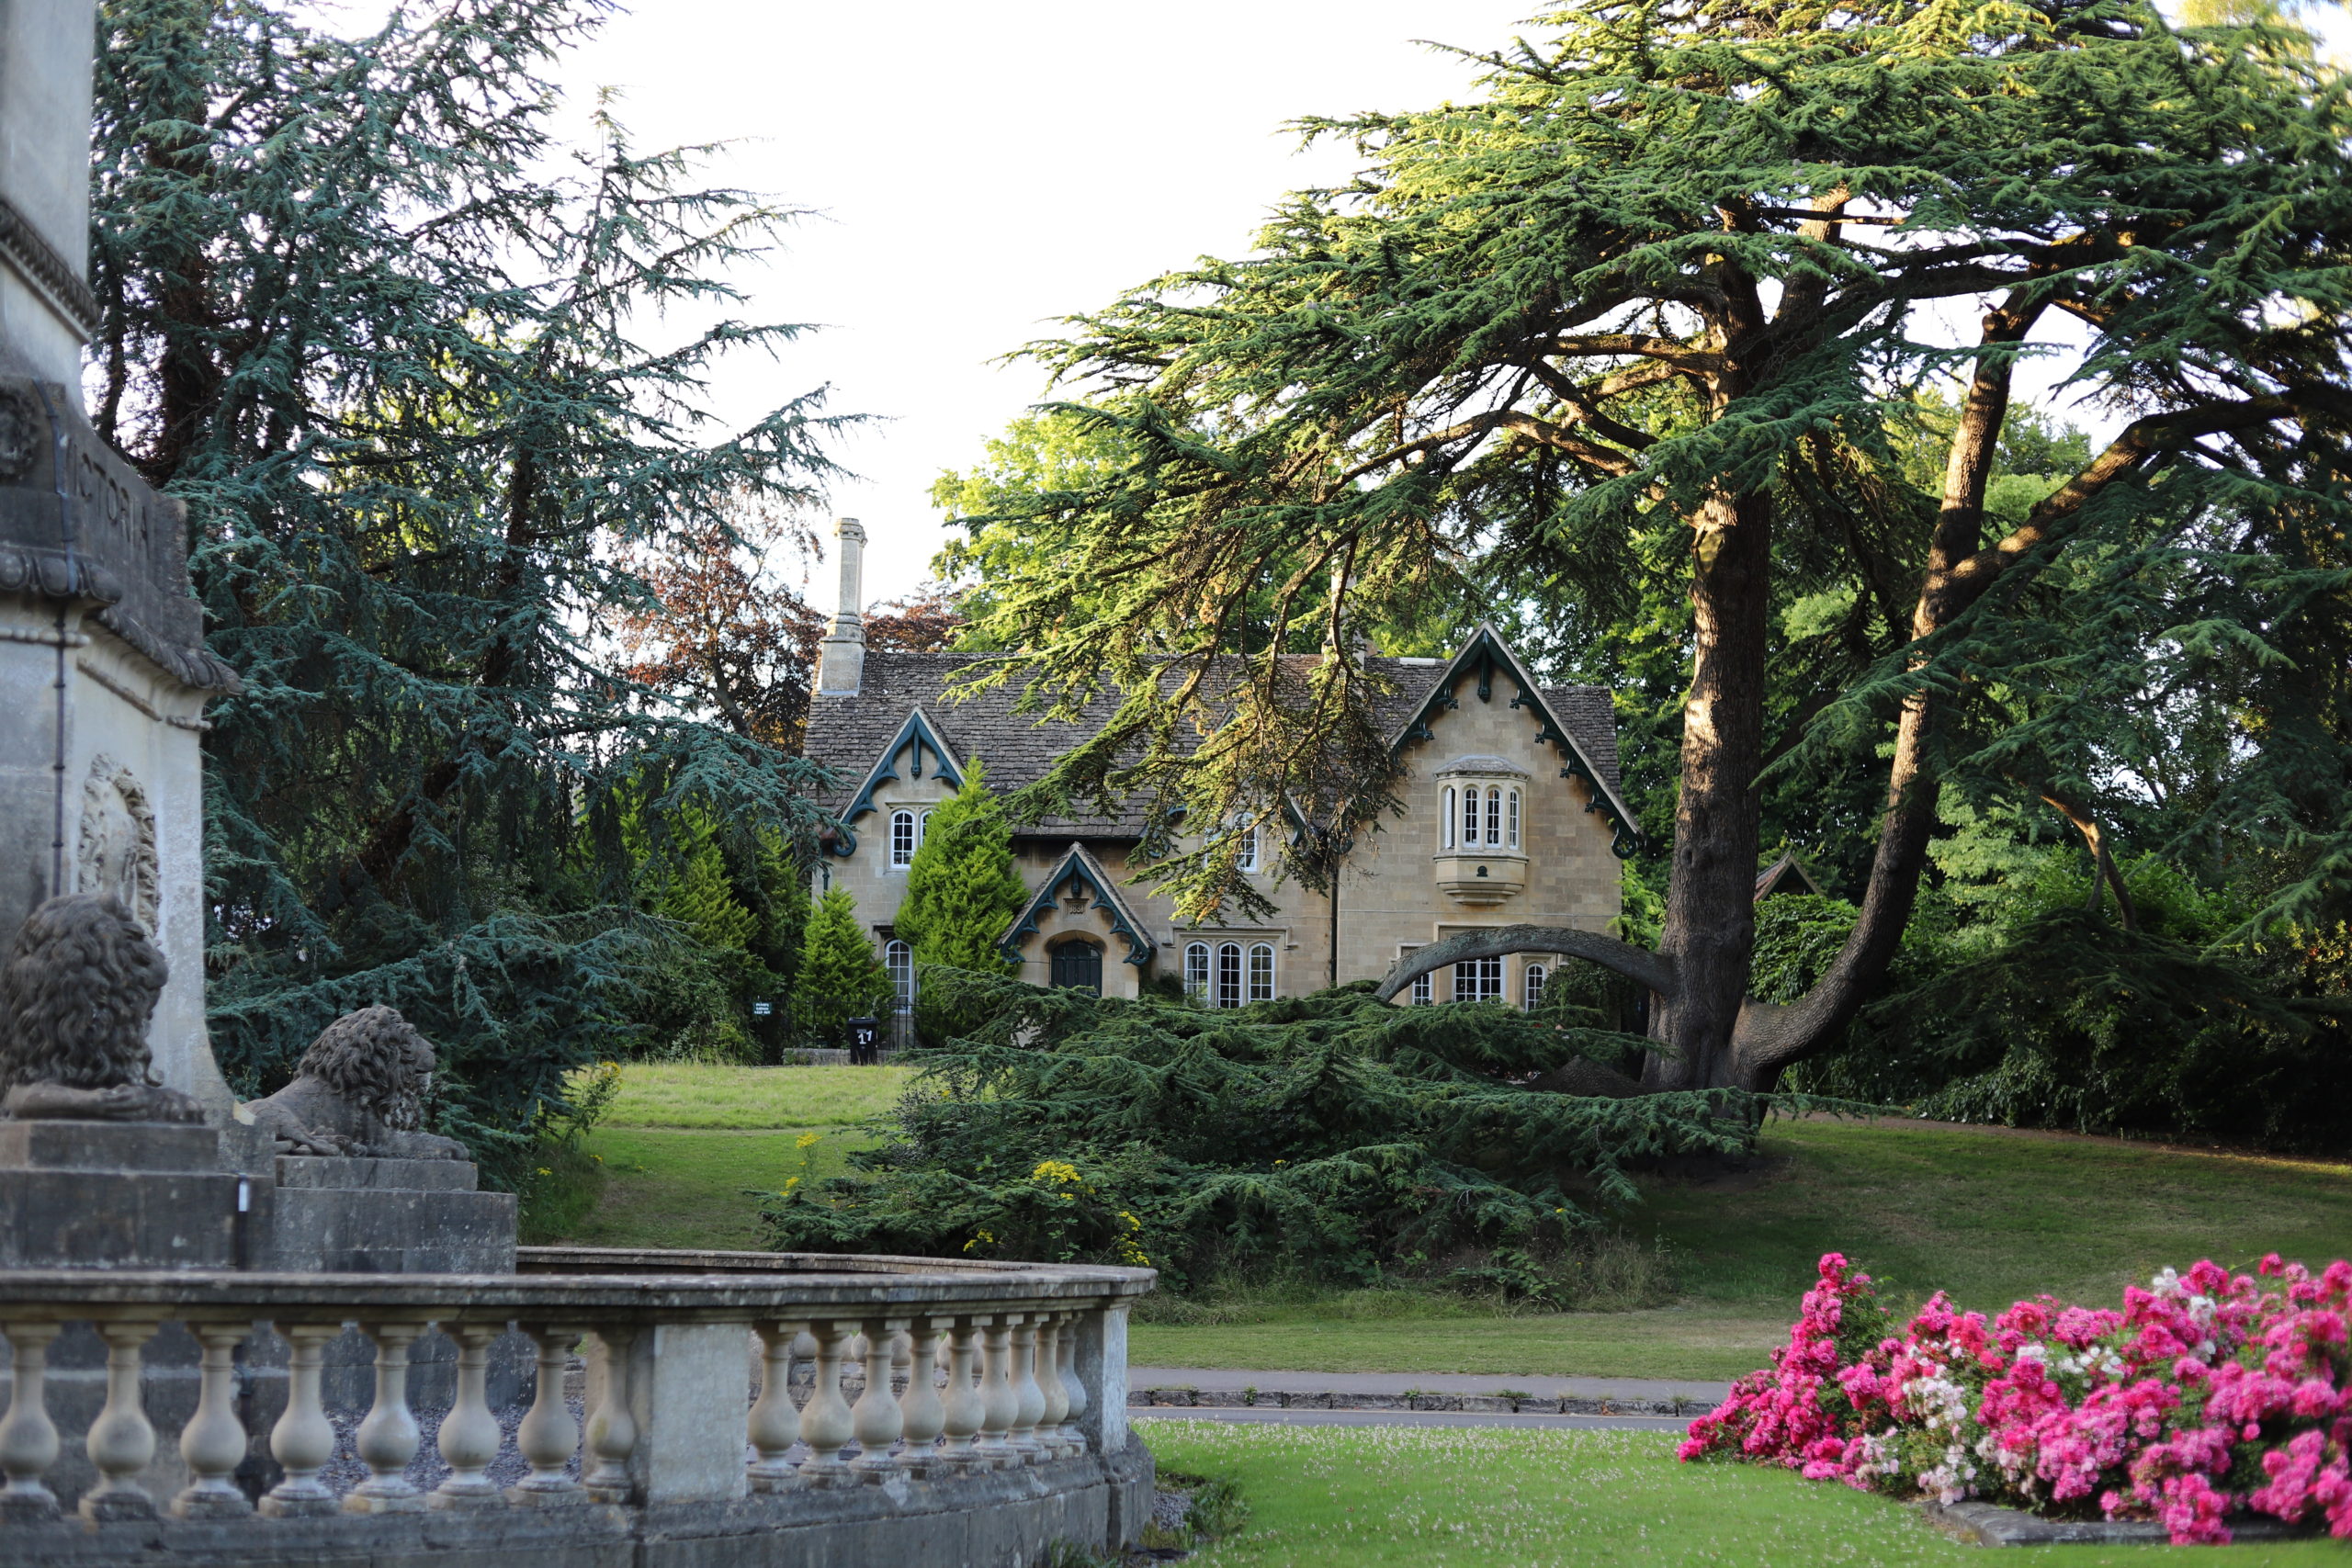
796 1132 821 1151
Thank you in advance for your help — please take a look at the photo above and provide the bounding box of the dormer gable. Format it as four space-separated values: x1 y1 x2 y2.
828 706 967 858
1389 625 1641 859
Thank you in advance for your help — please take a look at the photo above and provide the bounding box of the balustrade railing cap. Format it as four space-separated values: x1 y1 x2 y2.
0 1258 1156 1315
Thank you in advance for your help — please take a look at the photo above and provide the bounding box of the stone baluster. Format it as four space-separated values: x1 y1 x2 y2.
174 1321 254 1518
935 1315 986 1472
898 1318 948 1475
1007 1314 1046 1461
1057 1309 1091 1455
582 1325 639 1504
1035 1314 1071 1459
0 1321 63 1522
977 1317 1016 1469
795 1320 858 1486
850 1315 908 1479
747 1318 806 1492
508 1325 585 1504
262 1322 342 1517
347 1319 429 1512
432 1323 506 1508
80 1318 162 1522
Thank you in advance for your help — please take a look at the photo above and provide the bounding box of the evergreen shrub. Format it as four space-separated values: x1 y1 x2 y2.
792 887 893 1044
759 970 1778 1289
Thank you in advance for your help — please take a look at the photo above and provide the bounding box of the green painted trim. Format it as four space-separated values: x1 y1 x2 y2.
831 709 967 856
1000 847 1155 965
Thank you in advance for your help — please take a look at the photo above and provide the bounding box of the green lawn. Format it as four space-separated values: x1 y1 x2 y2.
1130 1118 2352 1380
1634 1117 2352 1316
1144 1422 2352 1567
596 1062 912 1128
555 1075 2352 1383
542 1063 910 1251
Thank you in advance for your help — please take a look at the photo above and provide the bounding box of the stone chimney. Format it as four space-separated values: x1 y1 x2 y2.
815 516 866 696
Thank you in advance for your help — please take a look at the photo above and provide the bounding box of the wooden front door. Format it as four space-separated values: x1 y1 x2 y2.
1050 939 1103 994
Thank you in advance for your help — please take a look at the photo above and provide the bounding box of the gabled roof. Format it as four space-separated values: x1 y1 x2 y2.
801 628 1625 845
1384 625 1642 858
828 706 966 857
998 844 1155 964
1755 853 1826 901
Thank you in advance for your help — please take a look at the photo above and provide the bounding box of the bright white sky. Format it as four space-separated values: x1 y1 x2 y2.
549 0 1548 607
544 1 2350 610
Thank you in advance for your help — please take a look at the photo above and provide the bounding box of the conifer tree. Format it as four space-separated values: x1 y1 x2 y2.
90 0 848 1152
971 0 2352 1091
793 888 893 1042
895 765 1028 976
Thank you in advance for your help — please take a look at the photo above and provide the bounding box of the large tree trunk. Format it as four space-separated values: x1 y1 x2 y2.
1646 486 1772 1089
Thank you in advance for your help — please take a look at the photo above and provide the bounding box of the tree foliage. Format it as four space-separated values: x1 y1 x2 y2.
792 886 892 1042
895 765 1026 976
954 0 2352 1093
761 969 1773 1285
91 0 846 1162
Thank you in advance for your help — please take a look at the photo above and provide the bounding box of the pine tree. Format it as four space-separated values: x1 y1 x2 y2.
793 888 893 1042
895 765 1028 976
967 0 2352 1090
90 0 849 1156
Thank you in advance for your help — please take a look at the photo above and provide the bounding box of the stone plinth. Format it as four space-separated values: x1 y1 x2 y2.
264 1156 516 1273
0 1119 244 1269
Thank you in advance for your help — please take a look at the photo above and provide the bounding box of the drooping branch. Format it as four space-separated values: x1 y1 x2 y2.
1373 924 1675 1001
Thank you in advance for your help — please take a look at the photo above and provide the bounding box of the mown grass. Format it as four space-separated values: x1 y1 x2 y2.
545 1074 2352 1382
595 1062 912 1129
1634 1117 2352 1315
529 1063 909 1250
1128 1118 2352 1379
1141 1422 2352 1567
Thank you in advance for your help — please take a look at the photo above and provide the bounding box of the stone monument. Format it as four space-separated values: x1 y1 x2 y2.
0 0 514 1276
2 0 238 1119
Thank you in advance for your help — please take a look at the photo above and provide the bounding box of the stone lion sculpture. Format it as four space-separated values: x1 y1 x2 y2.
242 1005 468 1159
0 893 201 1122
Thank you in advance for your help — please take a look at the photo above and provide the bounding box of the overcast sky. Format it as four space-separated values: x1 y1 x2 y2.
545 1 2351 611
548 0 1557 606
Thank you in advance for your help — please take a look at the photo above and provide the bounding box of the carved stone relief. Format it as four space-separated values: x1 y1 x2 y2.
77 753 159 935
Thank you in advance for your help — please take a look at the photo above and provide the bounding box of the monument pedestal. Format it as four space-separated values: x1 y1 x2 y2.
266 1156 517 1273
0 1120 246 1269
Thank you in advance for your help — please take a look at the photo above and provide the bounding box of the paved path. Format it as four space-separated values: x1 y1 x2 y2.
1130 1367 1729 1404
1135 1406 1689 1432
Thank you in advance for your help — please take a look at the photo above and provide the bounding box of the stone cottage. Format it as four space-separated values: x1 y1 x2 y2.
801 520 1639 1014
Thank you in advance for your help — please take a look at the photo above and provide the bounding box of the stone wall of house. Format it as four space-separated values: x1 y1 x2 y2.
825 658 1622 1010
1333 666 1622 1003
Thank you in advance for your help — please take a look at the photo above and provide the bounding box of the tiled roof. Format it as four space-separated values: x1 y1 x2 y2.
802 643 1621 840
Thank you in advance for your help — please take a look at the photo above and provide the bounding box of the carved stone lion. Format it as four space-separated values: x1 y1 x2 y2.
0 893 201 1122
243 1005 468 1159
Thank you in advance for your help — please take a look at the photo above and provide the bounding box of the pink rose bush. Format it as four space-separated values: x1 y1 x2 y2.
1679 1252 2352 1545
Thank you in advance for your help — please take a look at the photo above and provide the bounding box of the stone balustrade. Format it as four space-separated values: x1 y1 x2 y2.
0 1249 1154 1567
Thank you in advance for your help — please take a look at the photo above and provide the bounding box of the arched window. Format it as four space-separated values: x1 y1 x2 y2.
1453 954 1502 1003
919 807 934 844
889 810 917 868
1461 787 1479 849
1440 786 1457 850
1216 942 1244 1008
1248 942 1274 1003
1184 942 1211 1002
885 939 914 1013
1484 787 1502 847
1523 962 1547 1011
1237 821 1261 874
1507 789 1521 850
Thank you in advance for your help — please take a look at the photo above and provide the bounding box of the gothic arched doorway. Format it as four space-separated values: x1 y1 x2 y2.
1049 937 1103 994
